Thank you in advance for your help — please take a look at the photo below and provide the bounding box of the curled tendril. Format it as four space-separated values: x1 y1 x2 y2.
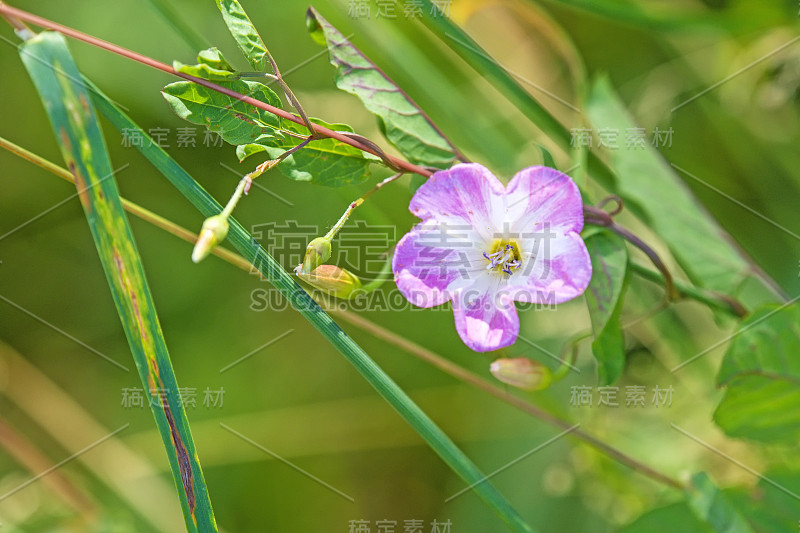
596 195 624 216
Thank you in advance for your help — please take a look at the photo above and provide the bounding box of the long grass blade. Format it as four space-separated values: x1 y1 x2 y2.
18 30 218 532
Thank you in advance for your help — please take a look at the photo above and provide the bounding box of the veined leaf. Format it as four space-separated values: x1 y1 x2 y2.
20 31 217 532
90 77 535 533
584 231 628 384
714 302 800 443
161 79 283 145
174 47 237 81
306 6 461 168
686 472 756 533
215 0 268 71
237 116 374 186
585 78 752 295
623 470 800 533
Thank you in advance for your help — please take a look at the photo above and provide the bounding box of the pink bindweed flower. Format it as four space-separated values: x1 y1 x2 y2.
392 163 592 352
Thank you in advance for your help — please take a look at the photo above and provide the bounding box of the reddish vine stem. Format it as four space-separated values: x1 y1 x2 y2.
584 205 678 300
0 3 433 179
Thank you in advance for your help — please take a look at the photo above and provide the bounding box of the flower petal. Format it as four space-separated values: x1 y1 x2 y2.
452 282 519 352
410 163 505 240
505 166 584 235
504 232 592 304
392 227 476 308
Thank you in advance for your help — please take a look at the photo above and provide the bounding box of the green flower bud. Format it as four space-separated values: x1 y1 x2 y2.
192 214 229 263
296 264 362 299
490 358 552 391
295 237 332 275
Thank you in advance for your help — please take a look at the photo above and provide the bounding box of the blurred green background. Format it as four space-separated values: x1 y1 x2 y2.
1 0 799 531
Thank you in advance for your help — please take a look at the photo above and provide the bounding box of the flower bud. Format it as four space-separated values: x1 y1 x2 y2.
192 214 229 263
296 264 362 299
490 358 552 391
295 237 332 275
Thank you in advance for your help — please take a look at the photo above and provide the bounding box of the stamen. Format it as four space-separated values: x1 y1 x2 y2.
483 241 522 276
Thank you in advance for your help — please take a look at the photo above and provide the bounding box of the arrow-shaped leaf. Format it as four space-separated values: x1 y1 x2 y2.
307 6 462 168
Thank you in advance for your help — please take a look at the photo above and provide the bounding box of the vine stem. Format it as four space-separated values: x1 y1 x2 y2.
630 262 748 317
0 3 432 178
324 172 404 241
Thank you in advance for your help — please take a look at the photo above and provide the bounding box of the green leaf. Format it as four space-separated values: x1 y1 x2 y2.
20 31 217 532
585 78 753 295
624 471 800 533
237 116 374 186
215 0 268 71
620 502 715 533
714 302 800 443
727 469 800 532
306 6 461 168
686 472 756 533
174 47 237 81
89 76 535 533
161 79 283 145
537 144 557 169
584 231 628 384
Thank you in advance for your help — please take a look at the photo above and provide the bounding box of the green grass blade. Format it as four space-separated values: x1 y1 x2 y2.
87 78 536 533
19 31 218 532
414 0 617 189
138 0 208 52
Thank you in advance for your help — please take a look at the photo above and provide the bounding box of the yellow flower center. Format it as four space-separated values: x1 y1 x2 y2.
484 240 522 275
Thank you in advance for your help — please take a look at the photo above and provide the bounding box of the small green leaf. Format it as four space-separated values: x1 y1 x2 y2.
174 47 237 81
215 0 268 71
306 7 461 168
713 302 800 443
537 144 557 169
686 472 756 533
161 79 282 145
237 117 374 186
584 231 628 384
